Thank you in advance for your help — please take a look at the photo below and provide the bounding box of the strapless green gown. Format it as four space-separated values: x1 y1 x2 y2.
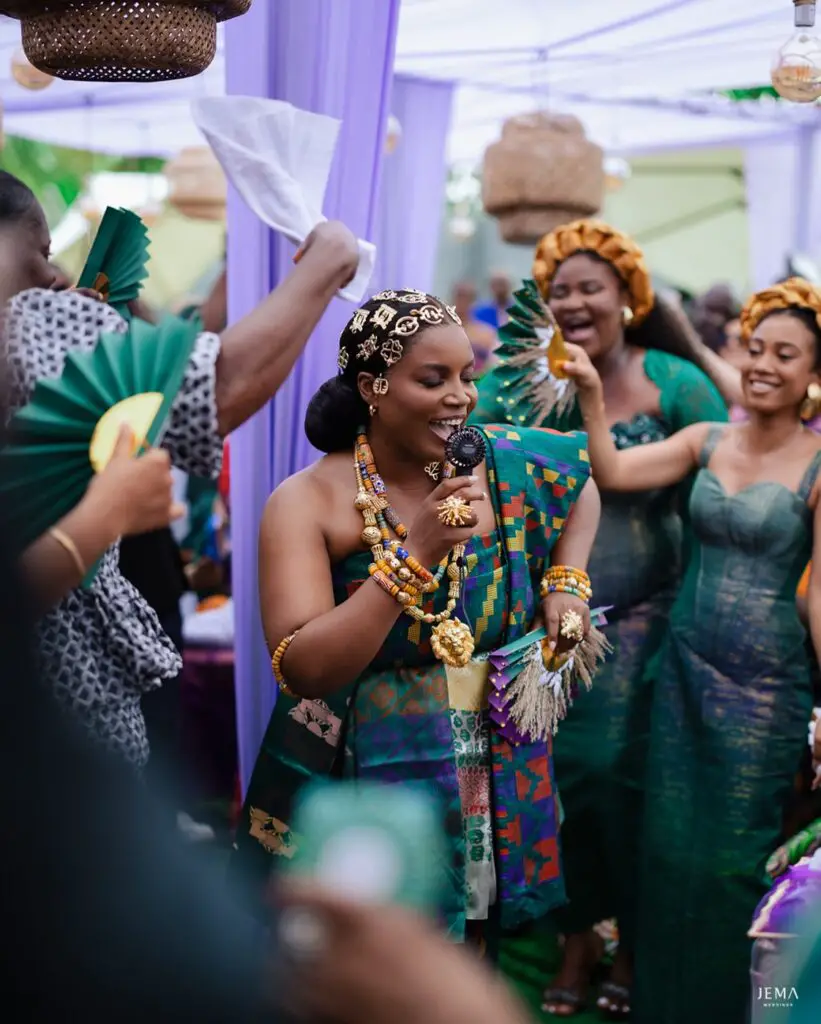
635 427 819 1024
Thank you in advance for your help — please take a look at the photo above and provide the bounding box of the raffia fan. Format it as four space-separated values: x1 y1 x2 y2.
482 112 605 245
1 1 252 82
165 147 226 221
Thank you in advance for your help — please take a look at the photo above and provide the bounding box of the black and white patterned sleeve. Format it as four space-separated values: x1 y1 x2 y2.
161 330 224 479
3 288 127 419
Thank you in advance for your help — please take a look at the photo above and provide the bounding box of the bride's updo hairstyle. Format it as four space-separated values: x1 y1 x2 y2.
304 288 462 453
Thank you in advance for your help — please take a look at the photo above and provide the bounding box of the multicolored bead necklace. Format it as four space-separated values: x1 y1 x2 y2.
353 429 475 666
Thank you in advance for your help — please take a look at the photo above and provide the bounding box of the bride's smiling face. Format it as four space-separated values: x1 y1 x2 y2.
359 325 478 463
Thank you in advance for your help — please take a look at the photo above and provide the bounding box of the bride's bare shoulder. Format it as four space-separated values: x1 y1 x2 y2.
264 452 352 516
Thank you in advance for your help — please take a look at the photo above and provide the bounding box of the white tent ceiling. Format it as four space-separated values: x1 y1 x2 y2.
0 0 818 162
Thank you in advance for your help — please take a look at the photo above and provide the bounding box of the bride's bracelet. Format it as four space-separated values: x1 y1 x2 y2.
540 565 592 603
271 631 299 698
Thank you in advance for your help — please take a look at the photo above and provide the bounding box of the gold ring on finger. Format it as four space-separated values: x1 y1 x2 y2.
437 495 473 528
559 609 585 645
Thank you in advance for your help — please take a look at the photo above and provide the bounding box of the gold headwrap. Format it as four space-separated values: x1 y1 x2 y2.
532 219 655 325
739 277 821 341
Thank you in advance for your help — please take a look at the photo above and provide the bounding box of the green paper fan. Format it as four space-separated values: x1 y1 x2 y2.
77 207 150 316
1 315 200 583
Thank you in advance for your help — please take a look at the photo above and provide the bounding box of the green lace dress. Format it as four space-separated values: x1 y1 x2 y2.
473 347 727 965
634 427 819 1024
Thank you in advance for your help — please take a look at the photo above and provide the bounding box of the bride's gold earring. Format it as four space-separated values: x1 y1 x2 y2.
369 404 376 417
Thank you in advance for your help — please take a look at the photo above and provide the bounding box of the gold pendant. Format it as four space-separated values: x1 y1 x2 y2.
431 617 475 668
424 461 441 481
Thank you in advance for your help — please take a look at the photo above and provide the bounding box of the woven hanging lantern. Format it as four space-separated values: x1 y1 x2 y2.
165 147 226 221
1 1 252 83
10 48 54 89
482 112 605 245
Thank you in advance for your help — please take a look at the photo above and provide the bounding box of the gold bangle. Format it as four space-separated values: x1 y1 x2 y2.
271 631 299 698
49 526 87 580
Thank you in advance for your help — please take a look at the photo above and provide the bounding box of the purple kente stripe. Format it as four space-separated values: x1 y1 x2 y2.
492 734 560 905
489 669 534 745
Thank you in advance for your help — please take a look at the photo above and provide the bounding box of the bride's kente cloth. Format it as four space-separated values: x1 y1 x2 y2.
230 425 591 937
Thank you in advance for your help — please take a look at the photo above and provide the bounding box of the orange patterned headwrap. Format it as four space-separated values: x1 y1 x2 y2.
532 218 655 325
739 277 821 341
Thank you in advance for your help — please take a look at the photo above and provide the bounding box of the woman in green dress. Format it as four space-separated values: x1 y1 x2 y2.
230 289 603 950
560 277 821 1024
471 220 727 1016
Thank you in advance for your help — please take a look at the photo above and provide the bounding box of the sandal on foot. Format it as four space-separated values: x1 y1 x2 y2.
597 981 631 1018
542 987 586 1016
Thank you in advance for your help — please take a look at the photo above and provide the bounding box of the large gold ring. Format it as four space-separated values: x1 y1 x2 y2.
559 609 585 645
437 495 473 528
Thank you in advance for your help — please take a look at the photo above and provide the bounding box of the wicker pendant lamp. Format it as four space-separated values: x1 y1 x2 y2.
0 1 252 82
165 146 226 221
482 112 605 245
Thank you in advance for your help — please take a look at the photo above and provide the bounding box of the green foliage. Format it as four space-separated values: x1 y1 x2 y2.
0 135 164 227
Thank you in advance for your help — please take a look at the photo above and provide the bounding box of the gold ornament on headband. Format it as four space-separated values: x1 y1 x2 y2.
371 304 398 330
337 347 349 372
532 218 655 326
349 309 369 333
739 277 821 342
357 334 379 360
381 338 404 365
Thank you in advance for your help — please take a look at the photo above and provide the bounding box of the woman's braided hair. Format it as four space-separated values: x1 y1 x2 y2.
740 277 821 342
532 218 655 325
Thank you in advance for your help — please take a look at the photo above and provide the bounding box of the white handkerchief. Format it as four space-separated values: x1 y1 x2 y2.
191 96 375 303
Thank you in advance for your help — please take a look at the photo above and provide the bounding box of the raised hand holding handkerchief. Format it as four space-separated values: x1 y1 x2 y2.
191 96 375 303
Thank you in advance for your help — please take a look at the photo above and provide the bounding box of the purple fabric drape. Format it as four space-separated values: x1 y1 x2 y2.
226 0 401 792
371 75 455 296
